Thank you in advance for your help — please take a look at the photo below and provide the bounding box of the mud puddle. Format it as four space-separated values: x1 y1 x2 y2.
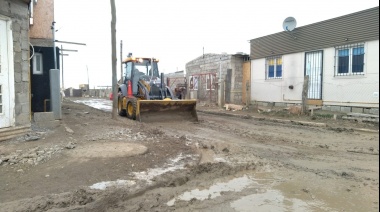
73 98 111 112
89 153 197 190
167 175 254 206
168 171 334 211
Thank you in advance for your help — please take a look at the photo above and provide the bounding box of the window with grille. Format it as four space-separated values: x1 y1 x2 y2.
266 56 282 79
335 43 365 76
33 53 43 75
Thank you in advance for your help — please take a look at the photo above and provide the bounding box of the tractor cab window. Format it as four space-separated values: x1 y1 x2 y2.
148 61 159 77
134 59 151 76
152 62 159 77
123 62 132 82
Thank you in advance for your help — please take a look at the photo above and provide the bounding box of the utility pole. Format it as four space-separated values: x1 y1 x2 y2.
61 45 64 89
120 40 123 82
110 0 118 119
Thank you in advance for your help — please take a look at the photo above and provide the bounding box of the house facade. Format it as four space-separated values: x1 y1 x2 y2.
0 0 31 135
186 53 250 105
29 0 58 113
250 7 379 114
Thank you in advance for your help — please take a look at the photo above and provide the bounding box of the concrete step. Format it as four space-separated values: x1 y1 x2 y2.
343 113 379 123
0 125 31 142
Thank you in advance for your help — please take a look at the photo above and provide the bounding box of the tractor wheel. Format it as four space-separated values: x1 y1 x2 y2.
126 98 137 120
118 96 126 117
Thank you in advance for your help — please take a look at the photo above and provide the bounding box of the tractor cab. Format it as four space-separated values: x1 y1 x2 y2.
122 57 160 82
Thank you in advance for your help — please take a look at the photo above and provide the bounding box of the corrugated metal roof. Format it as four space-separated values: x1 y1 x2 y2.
250 7 379 59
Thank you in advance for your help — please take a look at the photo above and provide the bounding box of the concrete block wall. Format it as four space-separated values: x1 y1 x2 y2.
254 101 379 115
231 57 244 104
186 53 245 104
1 0 31 126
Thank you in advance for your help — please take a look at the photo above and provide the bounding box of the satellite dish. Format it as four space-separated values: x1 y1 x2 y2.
283 17 297 31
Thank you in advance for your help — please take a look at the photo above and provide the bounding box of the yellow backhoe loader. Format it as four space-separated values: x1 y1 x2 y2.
117 55 198 122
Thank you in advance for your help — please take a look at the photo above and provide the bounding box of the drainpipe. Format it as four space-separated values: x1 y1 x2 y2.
51 21 57 69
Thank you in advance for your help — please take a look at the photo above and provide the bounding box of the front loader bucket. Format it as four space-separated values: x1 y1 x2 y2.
136 99 198 122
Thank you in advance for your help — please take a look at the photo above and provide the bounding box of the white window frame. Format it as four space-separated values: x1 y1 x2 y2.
265 56 283 79
335 43 365 76
33 53 43 75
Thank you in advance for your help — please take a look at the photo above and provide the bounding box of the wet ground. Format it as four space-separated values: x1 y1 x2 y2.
0 98 378 211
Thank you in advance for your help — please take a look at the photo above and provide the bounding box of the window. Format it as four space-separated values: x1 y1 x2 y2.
123 62 132 82
33 53 43 75
335 43 364 76
189 76 198 90
266 56 282 79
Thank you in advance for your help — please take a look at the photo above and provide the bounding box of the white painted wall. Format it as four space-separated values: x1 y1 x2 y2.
323 40 379 107
251 52 305 103
0 16 15 128
251 40 379 108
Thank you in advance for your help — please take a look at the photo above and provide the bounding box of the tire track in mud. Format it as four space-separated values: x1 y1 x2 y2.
2 104 378 211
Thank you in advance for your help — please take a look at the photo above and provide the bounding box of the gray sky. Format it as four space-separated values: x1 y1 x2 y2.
54 0 379 89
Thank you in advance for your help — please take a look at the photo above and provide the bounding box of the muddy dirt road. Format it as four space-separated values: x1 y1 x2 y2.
0 98 378 211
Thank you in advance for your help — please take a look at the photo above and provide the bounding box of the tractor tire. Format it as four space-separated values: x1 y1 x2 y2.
126 98 137 120
118 96 126 117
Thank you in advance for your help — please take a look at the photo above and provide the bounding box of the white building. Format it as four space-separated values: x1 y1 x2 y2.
249 7 379 114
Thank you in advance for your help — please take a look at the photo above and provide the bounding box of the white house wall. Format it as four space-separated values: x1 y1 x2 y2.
323 40 379 108
251 52 305 104
251 40 379 108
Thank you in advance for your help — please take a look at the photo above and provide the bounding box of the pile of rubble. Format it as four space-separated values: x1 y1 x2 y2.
0 145 64 167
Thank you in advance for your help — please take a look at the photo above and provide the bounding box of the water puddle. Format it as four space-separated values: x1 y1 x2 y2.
167 175 255 206
89 179 136 190
230 189 328 212
167 172 333 211
89 154 195 190
74 99 111 112
133 153 194 183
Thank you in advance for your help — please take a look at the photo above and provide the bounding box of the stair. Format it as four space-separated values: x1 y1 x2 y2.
0 125 31 142
342 113 379 123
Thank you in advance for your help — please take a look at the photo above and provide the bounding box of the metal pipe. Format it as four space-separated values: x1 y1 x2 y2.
61 44 64 89
44 99 50 112
323 100 378 105
51 22 57 69
283 94 301 102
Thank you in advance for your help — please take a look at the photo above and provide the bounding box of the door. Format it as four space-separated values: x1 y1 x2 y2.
305 51 323 105
0 19 12 128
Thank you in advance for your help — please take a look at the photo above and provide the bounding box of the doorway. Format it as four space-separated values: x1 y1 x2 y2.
0 18 15 128
305 50 323 105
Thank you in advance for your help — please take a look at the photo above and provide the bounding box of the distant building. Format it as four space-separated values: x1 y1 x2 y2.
185 53 250 104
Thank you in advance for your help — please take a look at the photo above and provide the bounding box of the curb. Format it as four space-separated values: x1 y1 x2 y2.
197 109 378 133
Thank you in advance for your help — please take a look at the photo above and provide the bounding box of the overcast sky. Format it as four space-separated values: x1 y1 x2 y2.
54 0 379 89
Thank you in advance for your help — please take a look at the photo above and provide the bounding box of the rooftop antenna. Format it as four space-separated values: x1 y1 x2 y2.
283 17 297 31
283 17 297 39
